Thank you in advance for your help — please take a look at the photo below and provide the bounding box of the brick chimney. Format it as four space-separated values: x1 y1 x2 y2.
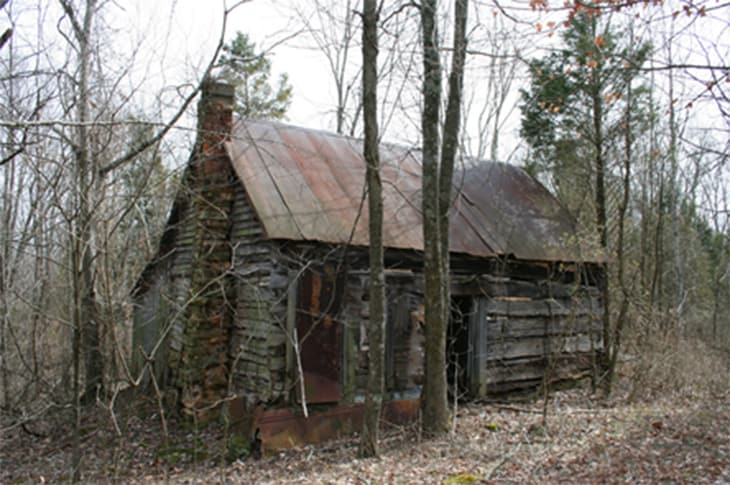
180 79 237 420
196 79 235 175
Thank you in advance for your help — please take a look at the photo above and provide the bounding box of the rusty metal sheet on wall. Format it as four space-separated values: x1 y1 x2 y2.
251 399 421 451
296 265 344 403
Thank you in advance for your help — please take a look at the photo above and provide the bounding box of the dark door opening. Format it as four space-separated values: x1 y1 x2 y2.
447 296 474 400
296 265 344 404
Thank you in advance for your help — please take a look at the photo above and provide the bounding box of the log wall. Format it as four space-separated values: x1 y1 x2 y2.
477 273 602 395
166 190 195 376
228 185 289 404
135 184 605 408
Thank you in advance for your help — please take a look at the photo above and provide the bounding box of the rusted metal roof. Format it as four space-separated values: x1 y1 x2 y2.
226 119 604 263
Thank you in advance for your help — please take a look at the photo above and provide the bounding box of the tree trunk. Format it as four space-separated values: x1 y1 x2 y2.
607 52 635 393
667 43 685 335
439 0 467 336
359 0 384 458
420 0 468 437
61 0 101 479
587 17 610 395
420 0 448 437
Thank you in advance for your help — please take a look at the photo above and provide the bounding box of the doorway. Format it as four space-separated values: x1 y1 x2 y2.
295 265 344 404
447 296 474 399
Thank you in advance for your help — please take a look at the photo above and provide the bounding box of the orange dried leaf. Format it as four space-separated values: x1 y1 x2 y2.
537 22 543 32
594 35 606 48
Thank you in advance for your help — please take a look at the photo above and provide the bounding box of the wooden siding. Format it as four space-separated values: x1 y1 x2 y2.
134 187 605 408
167 194 195 373
479 276 602 394
131 268 169 383
163 187 195 375
229 184 289 403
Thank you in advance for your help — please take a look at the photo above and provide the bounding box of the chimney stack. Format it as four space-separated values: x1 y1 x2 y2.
197 79 235 175
181 78 237 420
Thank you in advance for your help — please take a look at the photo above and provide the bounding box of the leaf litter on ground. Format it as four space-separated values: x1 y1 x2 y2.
2 381 729 484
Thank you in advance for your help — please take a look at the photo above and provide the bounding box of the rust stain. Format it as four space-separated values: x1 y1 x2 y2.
226 119 605 263
296 266 343 404
250 399 420 452
310 271 321 316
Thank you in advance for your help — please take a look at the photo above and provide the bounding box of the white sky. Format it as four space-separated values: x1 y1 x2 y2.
127 0 727 159
127 1 341 131
4 0 728 165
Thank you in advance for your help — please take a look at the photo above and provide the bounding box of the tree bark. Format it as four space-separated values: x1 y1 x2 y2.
61 0 102 479
359 0 384 458
420 0 448 437
667 41 685 335
607 47 635 394
421 0 468 437
585 17 611 396
439 0 468 348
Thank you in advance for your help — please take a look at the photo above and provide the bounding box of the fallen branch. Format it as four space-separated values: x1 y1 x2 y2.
490 404 544 415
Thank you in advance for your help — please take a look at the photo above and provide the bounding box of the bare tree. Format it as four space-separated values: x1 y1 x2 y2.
420 0 468 436
290 0 360 134
359 0 384 458
462 12 527 162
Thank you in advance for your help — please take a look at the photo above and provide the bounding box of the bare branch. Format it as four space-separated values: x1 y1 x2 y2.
0 28 11 50
98 2 246 176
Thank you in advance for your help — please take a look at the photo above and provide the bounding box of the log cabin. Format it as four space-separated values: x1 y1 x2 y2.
131 80 606 448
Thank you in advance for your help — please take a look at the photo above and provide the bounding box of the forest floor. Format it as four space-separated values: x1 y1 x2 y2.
2 376 730 484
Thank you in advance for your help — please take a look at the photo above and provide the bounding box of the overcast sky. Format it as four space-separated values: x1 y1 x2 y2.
129 1 346 132
5 0 727 164
129 0 728 159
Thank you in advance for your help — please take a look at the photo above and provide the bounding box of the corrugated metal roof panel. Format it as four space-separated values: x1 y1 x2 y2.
226 119 604 263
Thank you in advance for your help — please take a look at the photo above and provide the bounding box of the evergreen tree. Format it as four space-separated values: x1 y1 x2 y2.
520 12 651 393
520 13 650 211
217 32 292 120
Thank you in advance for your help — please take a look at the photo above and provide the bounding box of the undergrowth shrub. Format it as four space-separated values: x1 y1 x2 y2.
622 325 729 402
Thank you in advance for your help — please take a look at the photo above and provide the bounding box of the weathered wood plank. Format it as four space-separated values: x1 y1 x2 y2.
486 334 594 360
486 316 601 339
234 245 271 257
239 328 287 345
485 298 602 317
233 351 286 370
452 275 599 300
485 352 594 386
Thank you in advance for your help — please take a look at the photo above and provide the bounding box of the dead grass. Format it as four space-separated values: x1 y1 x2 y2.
624 333 730 403
2 341 729 484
